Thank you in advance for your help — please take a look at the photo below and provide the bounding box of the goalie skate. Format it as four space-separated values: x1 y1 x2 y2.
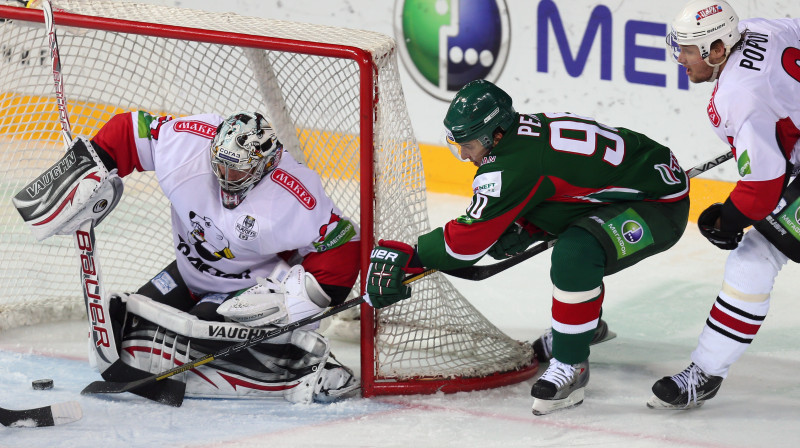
647 362 723 410
286 354 360 404
532 319 616 363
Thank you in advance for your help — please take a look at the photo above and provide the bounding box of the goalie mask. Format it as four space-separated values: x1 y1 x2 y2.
443 79 516 160
210 112 283 209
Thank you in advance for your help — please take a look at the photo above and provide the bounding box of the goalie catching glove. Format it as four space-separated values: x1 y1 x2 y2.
217 264 332 330
12 137 123 241
364 240 425 309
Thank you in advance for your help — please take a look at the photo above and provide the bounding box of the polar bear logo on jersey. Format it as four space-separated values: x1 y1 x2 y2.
187 211 234 261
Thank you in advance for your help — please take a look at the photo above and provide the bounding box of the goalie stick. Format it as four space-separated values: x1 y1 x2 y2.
0 401 82 428
43 0 182 402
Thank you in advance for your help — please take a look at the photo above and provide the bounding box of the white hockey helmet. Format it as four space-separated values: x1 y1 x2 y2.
210 112 283 209
667 0 741 62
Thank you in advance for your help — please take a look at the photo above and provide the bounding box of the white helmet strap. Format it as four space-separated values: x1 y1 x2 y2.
703 44 732 82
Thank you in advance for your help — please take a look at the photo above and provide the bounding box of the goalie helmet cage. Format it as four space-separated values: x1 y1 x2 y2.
0 1 536 396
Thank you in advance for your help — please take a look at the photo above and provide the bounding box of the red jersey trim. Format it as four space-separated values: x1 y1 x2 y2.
302 240 360 288
91 112 142 177
730 176 785 220
443 177 545 257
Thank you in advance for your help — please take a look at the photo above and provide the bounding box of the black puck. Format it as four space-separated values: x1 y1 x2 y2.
32 379 54 390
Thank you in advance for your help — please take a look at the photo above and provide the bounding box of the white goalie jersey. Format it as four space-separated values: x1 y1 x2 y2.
93 112 359 295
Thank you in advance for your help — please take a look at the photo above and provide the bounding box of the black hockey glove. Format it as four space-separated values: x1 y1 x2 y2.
488 220 552 260
697 203 743 250
365 240 425 308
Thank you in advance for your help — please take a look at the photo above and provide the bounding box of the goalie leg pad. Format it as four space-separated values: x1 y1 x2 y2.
12 137 123 241
120 294 355 401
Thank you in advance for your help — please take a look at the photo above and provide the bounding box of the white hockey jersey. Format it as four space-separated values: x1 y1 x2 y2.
707 18 800 220
95 112 359 295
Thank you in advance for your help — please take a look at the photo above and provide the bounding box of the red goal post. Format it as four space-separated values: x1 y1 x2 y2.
0 0 536 396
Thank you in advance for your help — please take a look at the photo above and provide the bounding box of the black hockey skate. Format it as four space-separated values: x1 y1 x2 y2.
532 319 616 363
647 362 723 410
531 359 590 415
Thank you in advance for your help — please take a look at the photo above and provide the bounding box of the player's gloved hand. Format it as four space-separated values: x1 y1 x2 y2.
488 220 551 260
698 203 743 250
365 240 425 309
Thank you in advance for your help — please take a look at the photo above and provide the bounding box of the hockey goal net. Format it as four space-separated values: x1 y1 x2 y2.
0 0 536 396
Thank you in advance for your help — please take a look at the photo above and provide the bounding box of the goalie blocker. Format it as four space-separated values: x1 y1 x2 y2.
12 137 123 241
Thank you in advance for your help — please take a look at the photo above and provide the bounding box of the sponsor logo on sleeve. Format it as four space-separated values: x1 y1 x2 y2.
472 171 502 197
737 150 752 177
173 120 217 139
270 169 317 210
314 211 356 252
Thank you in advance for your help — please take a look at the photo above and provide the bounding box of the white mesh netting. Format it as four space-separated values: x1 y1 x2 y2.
0 0 533 388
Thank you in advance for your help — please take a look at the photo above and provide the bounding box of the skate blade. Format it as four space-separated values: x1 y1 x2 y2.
646 395 705 410
592 330 617 345
532 387 585 416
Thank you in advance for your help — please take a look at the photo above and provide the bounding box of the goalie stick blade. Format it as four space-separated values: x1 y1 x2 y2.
0 401 82 427
82 377 185 407
82 360 186 407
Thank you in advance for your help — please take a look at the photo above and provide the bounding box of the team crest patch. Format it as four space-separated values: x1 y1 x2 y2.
235 215 259 240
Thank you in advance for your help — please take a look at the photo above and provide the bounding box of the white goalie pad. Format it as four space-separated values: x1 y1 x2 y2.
11 137 123 241
120 294 356 402
217 265 332 330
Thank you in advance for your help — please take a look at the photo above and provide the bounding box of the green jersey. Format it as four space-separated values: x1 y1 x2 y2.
418 112 689 270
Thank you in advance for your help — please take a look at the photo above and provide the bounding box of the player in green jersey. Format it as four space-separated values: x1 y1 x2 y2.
363 80 690 415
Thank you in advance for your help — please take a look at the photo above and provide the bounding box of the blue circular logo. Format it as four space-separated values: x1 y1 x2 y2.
395 0 510 100
622 220 644 244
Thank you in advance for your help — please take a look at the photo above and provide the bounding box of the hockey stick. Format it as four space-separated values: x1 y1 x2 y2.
43 0 72 146
43 0 181 403
0 402 82 428
80 267 441 405
685 151 734 178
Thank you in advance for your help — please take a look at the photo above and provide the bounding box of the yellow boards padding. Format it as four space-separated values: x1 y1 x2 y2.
0 93 128 141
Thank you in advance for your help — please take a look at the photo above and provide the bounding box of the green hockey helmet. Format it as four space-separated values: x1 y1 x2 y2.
444 80 516 153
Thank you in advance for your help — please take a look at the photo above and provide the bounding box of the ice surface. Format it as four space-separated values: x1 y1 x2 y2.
1 193 798 447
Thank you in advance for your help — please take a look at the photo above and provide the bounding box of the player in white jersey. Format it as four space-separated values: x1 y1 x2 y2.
648 0 800 409
15 111 361 404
